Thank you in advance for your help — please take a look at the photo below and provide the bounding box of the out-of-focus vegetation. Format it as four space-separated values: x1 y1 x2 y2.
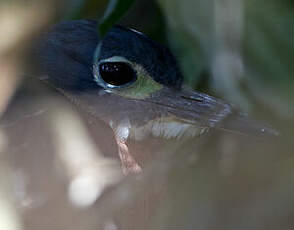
1 0 294 230
158 0 294 115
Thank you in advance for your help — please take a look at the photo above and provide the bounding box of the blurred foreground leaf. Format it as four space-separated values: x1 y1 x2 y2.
99 0 136 37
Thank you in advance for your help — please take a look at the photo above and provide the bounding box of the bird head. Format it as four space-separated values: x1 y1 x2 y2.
94 25 182 93
37 20 277 138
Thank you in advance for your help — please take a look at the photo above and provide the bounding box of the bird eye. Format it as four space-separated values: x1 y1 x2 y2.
98 62 137 87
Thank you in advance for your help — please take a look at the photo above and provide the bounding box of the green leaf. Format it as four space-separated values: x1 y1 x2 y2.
99 0 136 37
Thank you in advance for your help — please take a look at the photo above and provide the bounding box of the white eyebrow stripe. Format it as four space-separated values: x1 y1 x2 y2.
130 28 144 36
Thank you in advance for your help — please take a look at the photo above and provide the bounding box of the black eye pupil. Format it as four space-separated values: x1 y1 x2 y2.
99 62 137 86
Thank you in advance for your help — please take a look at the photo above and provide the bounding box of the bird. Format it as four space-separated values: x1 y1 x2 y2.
37 19 277 174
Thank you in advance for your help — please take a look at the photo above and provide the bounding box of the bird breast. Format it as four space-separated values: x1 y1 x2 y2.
128 117 210 141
